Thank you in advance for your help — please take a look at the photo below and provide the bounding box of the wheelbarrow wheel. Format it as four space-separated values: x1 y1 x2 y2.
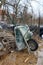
27 39 38 51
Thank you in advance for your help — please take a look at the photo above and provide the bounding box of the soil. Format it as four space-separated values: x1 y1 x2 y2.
0 50 37 65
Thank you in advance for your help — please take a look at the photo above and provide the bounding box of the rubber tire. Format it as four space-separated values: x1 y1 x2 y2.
27 39 38 51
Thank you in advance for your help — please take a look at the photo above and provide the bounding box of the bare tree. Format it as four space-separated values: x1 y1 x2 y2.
6 0 23 24
0 0 35 25
20 5 28 24
0 0 6 20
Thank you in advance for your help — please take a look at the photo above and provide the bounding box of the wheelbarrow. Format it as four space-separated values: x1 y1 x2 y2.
14 25 38 52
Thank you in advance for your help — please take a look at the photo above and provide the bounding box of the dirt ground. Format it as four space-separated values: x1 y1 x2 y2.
0 33 43 65
0 50 37 65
